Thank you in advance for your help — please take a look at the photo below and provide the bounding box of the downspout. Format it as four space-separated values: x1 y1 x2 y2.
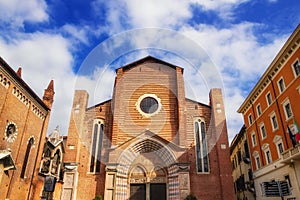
268 75 289 149
6 100 32 199
250 100 265 166
27 111 49 200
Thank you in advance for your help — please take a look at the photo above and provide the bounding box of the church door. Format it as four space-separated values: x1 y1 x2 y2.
150 183 166 200
130 184 146 200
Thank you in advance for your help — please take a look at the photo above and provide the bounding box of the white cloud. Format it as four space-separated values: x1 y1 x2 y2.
0 32 75 135
62 24 90 45
75 66 115 107
94 0 250 32
0 0 291 143
92 0 192 32
191 0 249 19
191 0 249 11
180 23 287 139
0 0 48 28
124 0 191 28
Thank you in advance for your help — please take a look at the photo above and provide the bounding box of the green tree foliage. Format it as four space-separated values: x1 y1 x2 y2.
93 195 103 200
184 194 198 200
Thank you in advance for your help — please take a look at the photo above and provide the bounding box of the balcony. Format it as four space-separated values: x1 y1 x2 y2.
281 144 300 163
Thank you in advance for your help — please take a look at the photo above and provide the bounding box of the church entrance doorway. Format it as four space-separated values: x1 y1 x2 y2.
129 183 166 200
129 164 167 200
129 184 146 200
150 183 166 200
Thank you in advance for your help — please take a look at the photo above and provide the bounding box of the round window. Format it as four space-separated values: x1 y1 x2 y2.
6 124 16 137
136 94 161 117
140 97 159 114
5 122 18 143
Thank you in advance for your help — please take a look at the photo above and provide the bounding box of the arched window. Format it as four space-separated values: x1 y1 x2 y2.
40 147 51 174
41 160 50 173
51 149 61 175
45 148 51 157
194 119 209 173
21 137 34 178
90 119 104 173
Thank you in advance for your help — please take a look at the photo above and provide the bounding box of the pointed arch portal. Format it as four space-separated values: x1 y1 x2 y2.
118 139 173 200
104 138 189 200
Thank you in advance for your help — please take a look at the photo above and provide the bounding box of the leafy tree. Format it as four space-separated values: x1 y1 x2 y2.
184 194 198 200
93 195 103 200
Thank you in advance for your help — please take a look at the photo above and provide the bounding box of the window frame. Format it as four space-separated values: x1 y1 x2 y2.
266 92 272 106
282 99 293 120
248 114 253 126
51 149 62 175
277 77 285 93
260 123 267 139
277 143 284 155
269 111 279 131
136 94 162 118
292 59 300 77
20 137 35 178
251 131 257 147
262 143 272 165
284 175 292 188
194 118 210 173
253 151 261 170
273 135 284 159
256 104 262 117
89 119 104 173
265 150 272 164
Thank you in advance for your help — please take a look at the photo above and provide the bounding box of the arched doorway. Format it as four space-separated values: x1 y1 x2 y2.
129 166 167 200
149 167 167 200
129 166 147 200
104 137 190 200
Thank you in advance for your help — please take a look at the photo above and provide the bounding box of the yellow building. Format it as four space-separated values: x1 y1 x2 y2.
230 125 255 200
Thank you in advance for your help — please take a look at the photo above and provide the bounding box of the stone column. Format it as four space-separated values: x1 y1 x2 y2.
104 164 117 200
61 164 78 200
0 162 3 186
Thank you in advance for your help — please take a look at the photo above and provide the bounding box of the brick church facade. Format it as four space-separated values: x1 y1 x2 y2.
0 56 55 199
62 56 234 200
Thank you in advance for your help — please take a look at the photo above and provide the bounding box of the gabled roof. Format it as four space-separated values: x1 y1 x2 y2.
116 55 184 73
0 56 50 111
86 99 111 111
47 127 64 147
185 98 211 108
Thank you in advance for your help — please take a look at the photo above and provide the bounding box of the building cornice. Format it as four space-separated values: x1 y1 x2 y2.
0 56 50 112
238 24 300 114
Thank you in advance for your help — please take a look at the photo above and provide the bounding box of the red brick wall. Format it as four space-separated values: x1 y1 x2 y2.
64 58 235 200
112 62 179 145
0 63 52 200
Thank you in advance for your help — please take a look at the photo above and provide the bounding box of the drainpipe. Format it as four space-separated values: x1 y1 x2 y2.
250 100 265 166
27 111 49 199
268 75 289 149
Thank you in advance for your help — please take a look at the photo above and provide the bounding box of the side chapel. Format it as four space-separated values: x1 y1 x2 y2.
62 56 234 200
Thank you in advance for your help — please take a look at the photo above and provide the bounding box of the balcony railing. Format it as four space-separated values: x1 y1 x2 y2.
281 144 300 163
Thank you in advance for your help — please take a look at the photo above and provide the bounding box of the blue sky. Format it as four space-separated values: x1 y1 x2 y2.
0 0 299 142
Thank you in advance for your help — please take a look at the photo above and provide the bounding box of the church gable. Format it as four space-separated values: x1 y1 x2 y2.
63 56 234 200
111 57 183 145
117 56 183 73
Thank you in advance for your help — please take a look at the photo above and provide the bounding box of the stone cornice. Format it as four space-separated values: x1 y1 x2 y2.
238 24 300 114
